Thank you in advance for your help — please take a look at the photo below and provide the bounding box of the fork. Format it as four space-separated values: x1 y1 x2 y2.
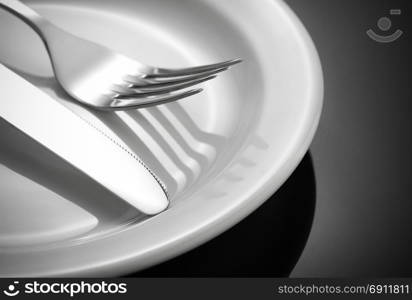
0 0 241 110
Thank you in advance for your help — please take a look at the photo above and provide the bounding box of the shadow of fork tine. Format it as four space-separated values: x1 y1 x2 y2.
148 58 242 78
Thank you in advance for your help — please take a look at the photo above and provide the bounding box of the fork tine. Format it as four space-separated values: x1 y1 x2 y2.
116 75 216 98
150 58 242 78
109 88 203 110
127 67 228 88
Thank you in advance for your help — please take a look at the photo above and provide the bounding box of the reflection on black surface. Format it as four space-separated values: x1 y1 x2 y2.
130 153 316 277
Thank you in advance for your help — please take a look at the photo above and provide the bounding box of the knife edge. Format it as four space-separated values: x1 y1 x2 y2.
0 64 169 215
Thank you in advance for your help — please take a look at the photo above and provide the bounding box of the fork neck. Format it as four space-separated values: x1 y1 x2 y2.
0 0 52 43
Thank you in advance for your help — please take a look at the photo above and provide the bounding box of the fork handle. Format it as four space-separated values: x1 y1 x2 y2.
0 0 51 39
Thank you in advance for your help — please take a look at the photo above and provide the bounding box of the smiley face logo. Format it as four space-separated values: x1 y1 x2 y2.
367 9 403 43
3 281 20 297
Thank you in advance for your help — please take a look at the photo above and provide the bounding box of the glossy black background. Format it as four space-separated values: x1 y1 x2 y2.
131 0 412 277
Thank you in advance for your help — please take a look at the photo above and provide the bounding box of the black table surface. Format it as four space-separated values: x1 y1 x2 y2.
130 0 412 277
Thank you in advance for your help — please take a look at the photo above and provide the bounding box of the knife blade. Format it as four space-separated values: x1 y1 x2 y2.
0 64 168 215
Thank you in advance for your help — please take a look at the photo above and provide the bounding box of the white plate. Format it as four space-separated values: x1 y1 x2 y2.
0 0 323 276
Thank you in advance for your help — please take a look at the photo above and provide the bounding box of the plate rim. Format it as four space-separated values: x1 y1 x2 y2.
1 0 324 276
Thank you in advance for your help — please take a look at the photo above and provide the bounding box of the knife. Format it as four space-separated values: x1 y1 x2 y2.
0 64 169 215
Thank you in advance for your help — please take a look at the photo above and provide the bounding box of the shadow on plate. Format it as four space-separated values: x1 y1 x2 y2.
5 67 228 196
129 152 316 277
0 67 229 231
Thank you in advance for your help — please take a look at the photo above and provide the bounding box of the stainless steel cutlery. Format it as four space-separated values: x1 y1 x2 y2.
0 0 241 110
0 64 169 215
0 0 241 215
